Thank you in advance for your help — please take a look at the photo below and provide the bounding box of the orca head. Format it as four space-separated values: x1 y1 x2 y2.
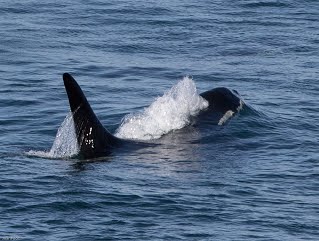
199 87 243 124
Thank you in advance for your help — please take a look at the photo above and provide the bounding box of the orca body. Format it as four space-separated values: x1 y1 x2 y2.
63 73 242 159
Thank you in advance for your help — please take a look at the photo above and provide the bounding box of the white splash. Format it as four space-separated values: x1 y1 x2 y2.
27 112 79 159
115 77 209 140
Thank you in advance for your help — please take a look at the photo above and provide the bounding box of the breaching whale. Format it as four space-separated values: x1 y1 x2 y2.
63 73 242 159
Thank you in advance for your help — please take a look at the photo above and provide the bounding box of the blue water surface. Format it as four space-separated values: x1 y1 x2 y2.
1 0 318 240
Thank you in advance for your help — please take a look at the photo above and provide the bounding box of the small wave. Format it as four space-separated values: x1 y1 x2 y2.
26 112 79 159
241 1 290 8
115 77 208 140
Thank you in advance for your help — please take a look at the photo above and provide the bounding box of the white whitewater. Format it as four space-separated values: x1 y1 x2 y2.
27 112 79 158
115 77 209 140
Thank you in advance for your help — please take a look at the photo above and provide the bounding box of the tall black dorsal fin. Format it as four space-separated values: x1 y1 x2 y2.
63 73 120 159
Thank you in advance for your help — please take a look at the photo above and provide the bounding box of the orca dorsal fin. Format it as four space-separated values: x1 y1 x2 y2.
63 73 120 159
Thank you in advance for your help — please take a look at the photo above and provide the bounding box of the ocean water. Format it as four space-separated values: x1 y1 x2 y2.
1 0 318 240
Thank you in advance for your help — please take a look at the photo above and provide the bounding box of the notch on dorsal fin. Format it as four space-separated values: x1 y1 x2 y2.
63 73 120 159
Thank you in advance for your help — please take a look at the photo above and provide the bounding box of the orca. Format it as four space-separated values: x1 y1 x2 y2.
63 73 242 159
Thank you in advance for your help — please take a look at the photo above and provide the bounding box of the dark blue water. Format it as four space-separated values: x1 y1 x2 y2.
1 1 319 240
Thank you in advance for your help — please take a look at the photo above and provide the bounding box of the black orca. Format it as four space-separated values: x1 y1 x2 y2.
63 73 242 159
